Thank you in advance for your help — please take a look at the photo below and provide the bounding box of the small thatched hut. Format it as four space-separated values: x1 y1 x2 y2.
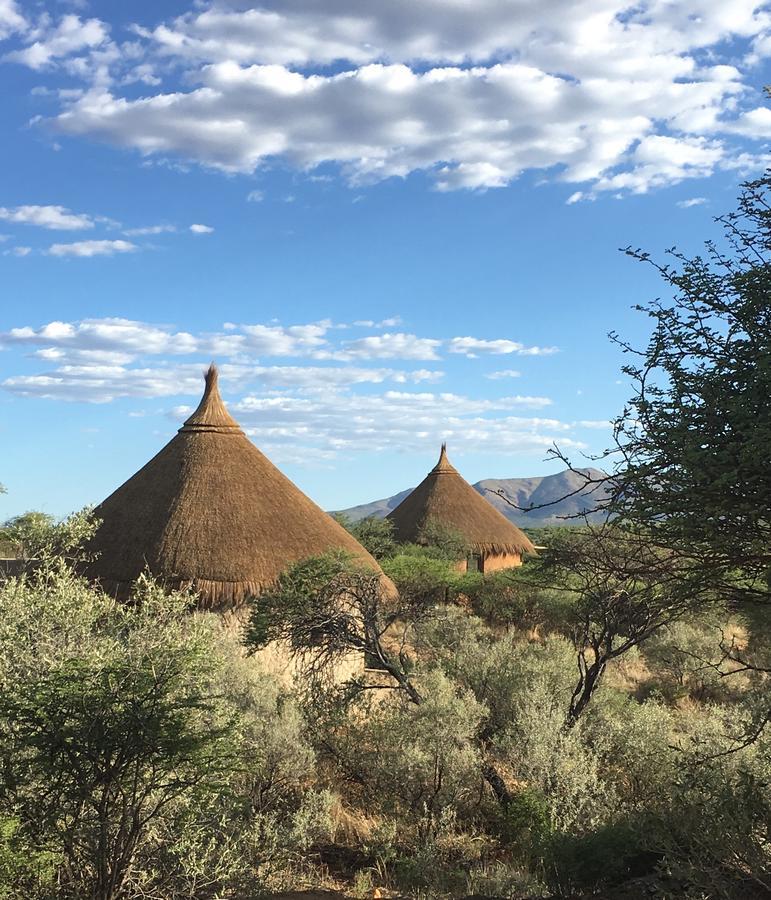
86 365 391 610
387 444 535 572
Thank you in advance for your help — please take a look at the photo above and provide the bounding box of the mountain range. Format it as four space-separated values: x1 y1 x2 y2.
335 467 609 528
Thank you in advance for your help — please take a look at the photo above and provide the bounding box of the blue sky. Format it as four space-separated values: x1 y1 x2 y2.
1 0 770 518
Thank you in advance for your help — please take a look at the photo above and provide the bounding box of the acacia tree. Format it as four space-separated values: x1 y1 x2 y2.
532 526 713 724
534 174 771 598
502 174 771 736
245 551 428 704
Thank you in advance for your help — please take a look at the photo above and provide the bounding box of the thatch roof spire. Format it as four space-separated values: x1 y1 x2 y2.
86 366 392 609
387 444 535 558
181 364 241 433
432 442 457 474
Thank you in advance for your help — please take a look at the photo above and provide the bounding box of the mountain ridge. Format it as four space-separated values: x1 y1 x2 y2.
334 467 609 527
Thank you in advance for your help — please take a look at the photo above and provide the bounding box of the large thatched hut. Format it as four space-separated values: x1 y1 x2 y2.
387 444 535 572
86 365 390 611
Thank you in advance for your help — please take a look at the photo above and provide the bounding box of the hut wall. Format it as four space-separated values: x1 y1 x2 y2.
480 551 522 573
219 608 365 687
254 641 364 687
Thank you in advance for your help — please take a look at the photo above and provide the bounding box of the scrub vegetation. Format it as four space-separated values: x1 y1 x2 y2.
1 177 769 899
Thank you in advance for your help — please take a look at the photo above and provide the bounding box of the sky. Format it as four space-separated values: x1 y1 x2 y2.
1 0 770 519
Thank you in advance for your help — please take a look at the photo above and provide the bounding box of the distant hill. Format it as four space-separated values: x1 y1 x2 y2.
335 467 610 527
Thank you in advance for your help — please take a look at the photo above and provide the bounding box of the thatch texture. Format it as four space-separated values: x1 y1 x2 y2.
387 444 536 559
86 365 391 609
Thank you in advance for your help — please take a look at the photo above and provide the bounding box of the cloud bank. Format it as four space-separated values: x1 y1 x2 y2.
0 315 577 459
2 1 770 195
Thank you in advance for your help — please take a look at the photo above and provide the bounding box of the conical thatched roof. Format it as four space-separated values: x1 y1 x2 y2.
86 365 390 609
387 444 536 558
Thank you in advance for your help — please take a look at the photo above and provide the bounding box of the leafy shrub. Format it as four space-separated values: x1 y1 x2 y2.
0 816 58 899
644 618 732 701
320 669 486 830
345 515 397 560
547 821 655 895
381 550 462 603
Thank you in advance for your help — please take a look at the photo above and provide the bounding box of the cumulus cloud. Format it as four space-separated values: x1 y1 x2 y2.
123 223 177 235
0 357 568 456
33 0 769 194
485 369 522 380
0 314 585 458
0 317 562 368
574 419 613 429
449 337 559 357
232 390 565 458
142 0 767 71
322 332 442 361
189 222 214 233
4 14 108 69
0 204 94 230
0 318 199 358
589 134 726 196
240 322 330 356
0 0 25 41
52 60 737 192
47 239 137 257
353 316 403 328
0 362 445 402
677 197 708 208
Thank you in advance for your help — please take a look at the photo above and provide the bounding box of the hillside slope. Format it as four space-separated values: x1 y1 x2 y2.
335 467 609 526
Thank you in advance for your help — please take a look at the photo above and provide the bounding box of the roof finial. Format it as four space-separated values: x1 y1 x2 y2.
180 362 242 433
432 441 455 473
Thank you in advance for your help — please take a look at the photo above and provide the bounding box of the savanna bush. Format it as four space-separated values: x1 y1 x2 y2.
0 564 326 899
319 668 486 831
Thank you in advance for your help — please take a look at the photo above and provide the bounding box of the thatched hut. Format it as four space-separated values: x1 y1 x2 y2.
86 365 391 611
387 444 535 572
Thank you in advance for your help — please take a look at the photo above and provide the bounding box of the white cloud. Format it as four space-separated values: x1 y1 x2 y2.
729 105 771 139
249 365 443 388
4 14 108 69
0 313 594 458
47 239 137 257
589 134 726 196
8 245 31 257
240 322 330 356
123 223 177 235
40 0 770 194
0 317 565 370
0 318 199 358
485 369 522 380
231 389 564 458
2 364 570 456
246 189 264 202
321 332 442 361
449 337 559 357
0 0 25 40
189 222 214 233
0 362 446 402
575 419 613 428
677 196 708 208
353 316 403 328
0 204 93 230
143 0 767 70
